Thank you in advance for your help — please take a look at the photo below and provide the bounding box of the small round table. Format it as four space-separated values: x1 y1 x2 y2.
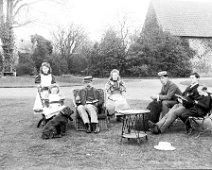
118 109 150 144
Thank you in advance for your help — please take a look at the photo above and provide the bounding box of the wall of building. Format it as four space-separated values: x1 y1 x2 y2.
187 37 212 76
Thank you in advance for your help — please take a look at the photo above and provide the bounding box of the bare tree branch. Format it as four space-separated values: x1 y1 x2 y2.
13 3 29 17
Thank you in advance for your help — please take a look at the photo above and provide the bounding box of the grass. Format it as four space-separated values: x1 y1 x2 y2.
0 75 138 87
180 79 212 87
1 97 212 170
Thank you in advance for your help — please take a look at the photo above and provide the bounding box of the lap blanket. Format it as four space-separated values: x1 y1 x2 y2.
134 100 162 131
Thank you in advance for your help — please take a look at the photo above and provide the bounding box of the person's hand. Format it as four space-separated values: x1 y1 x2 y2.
194 100 198 104
37 84 41 88
94 103 99 108
150 96 157 100
177 98 183 103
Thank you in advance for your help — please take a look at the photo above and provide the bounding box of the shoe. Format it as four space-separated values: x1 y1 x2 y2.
148 120 155 128
85 123 91 133
148 120 161 134
94 126 100 133
152 125 161 134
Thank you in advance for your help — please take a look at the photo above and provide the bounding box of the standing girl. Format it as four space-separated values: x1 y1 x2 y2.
33 62 56 112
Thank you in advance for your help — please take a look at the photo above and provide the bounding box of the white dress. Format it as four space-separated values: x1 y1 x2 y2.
33 74 53 113
105 80 130 115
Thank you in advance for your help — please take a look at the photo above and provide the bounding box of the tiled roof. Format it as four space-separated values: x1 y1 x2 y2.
152 0 212 37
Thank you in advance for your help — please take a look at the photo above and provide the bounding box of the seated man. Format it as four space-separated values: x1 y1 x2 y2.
150 71 182 117
180 85 211 134
148 72 200 134
76 76 103 133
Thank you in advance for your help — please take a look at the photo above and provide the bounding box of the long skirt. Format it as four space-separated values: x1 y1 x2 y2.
106 93 130 115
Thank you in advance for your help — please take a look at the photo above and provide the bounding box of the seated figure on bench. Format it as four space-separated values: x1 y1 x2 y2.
179 85 211 134
76 76 103 133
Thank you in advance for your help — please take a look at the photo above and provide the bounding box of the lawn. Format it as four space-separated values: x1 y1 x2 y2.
1 96 212 170
180 79 212 88
0 75 138 87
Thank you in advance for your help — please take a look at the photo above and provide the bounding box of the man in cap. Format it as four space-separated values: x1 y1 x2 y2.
76 76 103 133
151 71 182 117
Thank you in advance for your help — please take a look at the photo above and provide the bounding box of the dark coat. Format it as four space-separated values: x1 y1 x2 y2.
190 94 211 117
182 83 199 108
77 87 104 107
159 80 182 100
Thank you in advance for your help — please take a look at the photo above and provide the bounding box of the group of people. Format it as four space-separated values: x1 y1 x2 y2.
33 62 211 135
148 71 211 135
33 62 129 134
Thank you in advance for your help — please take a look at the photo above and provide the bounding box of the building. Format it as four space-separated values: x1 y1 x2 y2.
143 0 212 74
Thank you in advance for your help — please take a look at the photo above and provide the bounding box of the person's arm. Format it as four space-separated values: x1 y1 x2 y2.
51 75 56 84
159 84 177 100
195 96 210 110
96 89 104 107
35 74 41 84
120 80 126 93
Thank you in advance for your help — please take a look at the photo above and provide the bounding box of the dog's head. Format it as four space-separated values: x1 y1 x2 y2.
41 128 56 139
60 107 74 121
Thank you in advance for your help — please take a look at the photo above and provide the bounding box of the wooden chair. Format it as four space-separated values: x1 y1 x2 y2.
72 89 109 131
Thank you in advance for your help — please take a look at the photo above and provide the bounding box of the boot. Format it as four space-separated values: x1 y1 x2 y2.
92 123 100 133
85 123 91 133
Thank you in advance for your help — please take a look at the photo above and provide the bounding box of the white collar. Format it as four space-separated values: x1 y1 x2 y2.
190 82 198 88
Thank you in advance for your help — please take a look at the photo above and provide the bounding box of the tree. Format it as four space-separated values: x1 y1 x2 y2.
31 34 53 72
128 30 195 77
51 24 89 73
0 0 62 74
85 28 127 77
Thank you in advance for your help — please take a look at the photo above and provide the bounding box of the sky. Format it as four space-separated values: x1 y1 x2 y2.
13 0 151 42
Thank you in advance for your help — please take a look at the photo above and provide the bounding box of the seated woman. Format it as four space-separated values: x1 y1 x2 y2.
105 69 130 117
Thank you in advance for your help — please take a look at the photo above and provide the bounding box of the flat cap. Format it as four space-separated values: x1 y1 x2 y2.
158 71 168 77
83 76 93 82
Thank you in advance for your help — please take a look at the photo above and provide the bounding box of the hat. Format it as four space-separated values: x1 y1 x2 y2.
154 142 176 151
158 71 168 77
83 76 93 83
41 62 51 68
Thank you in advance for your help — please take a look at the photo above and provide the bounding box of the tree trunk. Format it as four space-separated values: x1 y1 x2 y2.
0 0 15 73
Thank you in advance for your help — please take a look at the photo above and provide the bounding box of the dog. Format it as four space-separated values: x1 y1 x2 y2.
41 106 74 139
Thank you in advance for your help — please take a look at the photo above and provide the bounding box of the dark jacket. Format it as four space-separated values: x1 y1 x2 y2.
189 94 211 117
182 83 199 108
77 87 104 107
159 80 182 100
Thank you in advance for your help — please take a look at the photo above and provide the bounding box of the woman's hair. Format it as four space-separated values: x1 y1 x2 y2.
109 69 120 81
40 62 52 75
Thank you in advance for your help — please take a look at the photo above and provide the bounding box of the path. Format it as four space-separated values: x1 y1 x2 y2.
0 78 188 101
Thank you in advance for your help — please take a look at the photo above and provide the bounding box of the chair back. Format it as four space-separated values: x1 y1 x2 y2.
72 89 105 107
209 93 212 114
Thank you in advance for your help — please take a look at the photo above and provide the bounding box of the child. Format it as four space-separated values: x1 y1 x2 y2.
42 84 66 119
180 85 211 133
35 62 56 87
33 62 56 112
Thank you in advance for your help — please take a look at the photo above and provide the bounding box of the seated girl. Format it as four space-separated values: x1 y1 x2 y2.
105 69 130 117
42 84 66 119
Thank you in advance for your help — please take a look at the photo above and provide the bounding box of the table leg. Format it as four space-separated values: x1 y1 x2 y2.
142 113 148 141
